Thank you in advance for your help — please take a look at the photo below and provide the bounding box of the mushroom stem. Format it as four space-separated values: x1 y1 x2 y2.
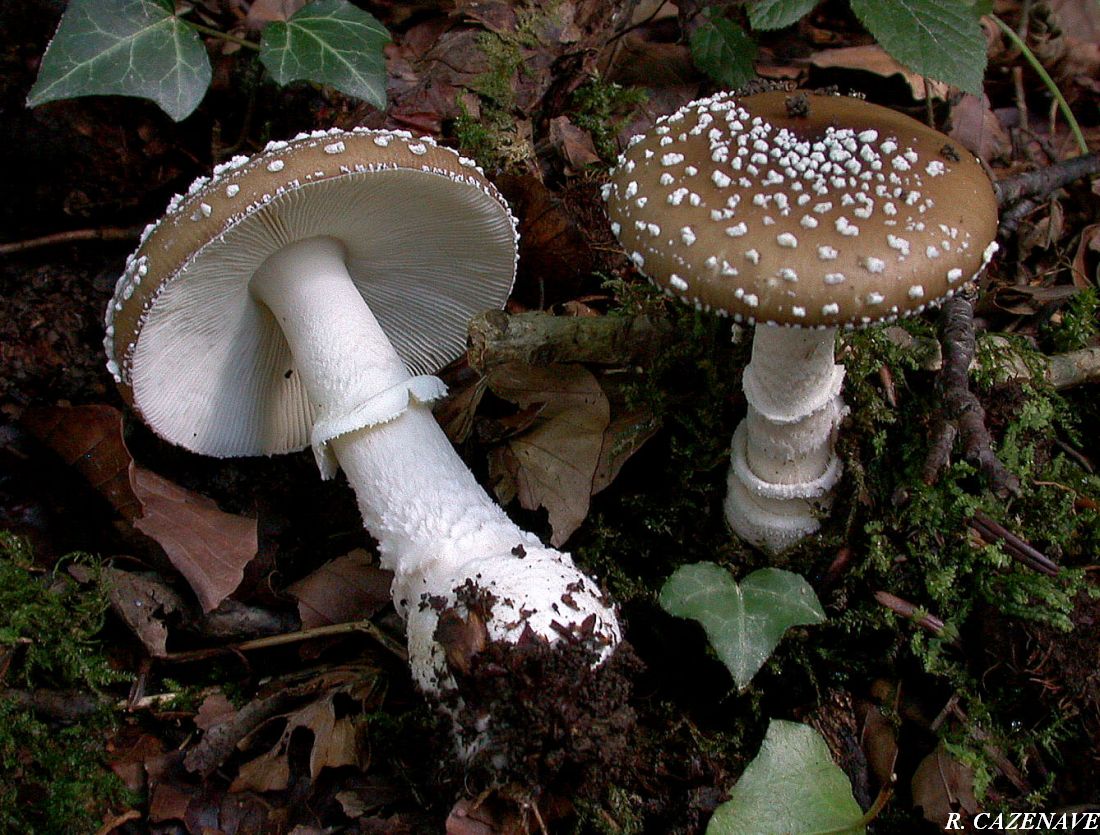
249 236 620 693
725 326 847 553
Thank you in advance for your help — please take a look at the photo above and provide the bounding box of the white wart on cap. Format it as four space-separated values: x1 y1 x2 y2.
604 90 999 327
105 128 517 458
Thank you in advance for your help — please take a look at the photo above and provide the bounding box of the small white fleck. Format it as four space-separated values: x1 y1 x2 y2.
610 222 621 236
670 274 689 291
712 170 732 188
858 129 879 143
926 160 946 177
947 267 964 282
668 187 689 206
908 285 925 299
791 306 807 317
225 184 240 198
324 141 346 154
745 249 760 264
685 165 698 176
199 202 212 217
779 267 798 282
887 235 910 256
267 159 285 172
818 245 839 260
373 135 392 147
647 223 661 237
408 143 428 155
822 302 840 315
631 251 645 267
743 293 759 307
635 197 648 208
867 292 885 304
681 226 696 246
661 153 685 166
835 217 859 237
726 222 748 237
660 173 675 186
824 273 846 285
926 245 941 259
624 181 638 199
863 257 886 274
777 232 798 248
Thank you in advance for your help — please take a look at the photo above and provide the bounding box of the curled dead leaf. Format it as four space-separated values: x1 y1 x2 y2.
809 45 949 100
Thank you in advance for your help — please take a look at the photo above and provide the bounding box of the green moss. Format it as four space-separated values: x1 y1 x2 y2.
0 533 132 833
576 303 1099 818
1041 286 1099 353
570 78 647 162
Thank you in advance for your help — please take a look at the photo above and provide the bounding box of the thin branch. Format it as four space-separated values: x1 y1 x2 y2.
0 226 142 256
994 153 1100 206
164 618 408 664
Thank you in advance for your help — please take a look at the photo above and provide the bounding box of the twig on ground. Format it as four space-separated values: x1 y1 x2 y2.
926 296 1022 498
163 618 408 664
994 153 1100 207
467 309 673 374
0 226 142 256
873 591 946 636
970 510 1060 576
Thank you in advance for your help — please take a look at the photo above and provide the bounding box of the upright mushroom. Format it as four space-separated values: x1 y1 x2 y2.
106 128 620 711
604 91 998 552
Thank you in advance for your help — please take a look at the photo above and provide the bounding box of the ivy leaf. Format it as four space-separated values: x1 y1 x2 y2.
849 0 987 94
26 0 212 121
689 12 757 89
708 720 866 835
660 563 824 689
748 0 821 31
260 0 390 109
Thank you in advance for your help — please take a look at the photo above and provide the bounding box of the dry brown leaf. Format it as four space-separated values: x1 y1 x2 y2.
195 692 238 733
131 464 256 612
244 0 307 30
809 45 949 100
1071 222 1100 288
911 741 979 830
948 93 1012 163
549 115 601 171
857 702 899 790
103 567 187 657
230 692 362 794
285 549 393 629
487 363 610 545
24 404 140 520
592 409 661 495
25 404 258 612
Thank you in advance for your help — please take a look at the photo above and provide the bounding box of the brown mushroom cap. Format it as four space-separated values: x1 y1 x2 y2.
604 91 999 327
105 128 517 457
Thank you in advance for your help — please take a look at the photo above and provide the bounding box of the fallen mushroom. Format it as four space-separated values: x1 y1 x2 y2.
105 128 621 739
604 91 999 552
